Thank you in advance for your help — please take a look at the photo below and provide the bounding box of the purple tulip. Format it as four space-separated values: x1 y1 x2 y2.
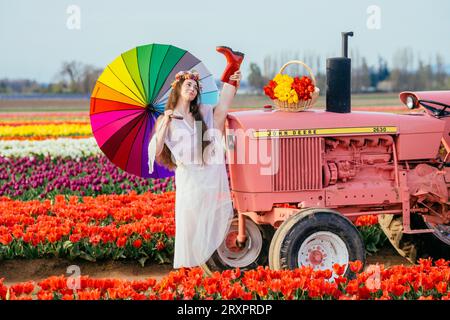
0 155 175 200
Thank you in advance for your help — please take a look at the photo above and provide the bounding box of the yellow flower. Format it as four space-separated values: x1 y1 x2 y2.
288 90 299 104
272 73 296 102
274 85 289 101
273 74 293 87
278 91 290 102
273 74 284 83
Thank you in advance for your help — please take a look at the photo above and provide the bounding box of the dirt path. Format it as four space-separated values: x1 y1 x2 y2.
0 259 174 286
366 245 413 266
0 245 411 286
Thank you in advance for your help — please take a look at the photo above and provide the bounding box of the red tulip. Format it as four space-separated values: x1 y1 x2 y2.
132 239 142 249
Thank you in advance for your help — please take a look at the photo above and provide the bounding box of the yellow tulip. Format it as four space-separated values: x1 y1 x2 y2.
272 73 297 103
0 124 92 137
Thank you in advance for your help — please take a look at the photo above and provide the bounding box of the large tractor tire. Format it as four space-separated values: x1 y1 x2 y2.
201 217 274 276
416 214 450 260
378 213 450 263
269 209 366 278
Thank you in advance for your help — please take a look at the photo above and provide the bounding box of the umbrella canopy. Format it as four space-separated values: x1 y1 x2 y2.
90 44 218 178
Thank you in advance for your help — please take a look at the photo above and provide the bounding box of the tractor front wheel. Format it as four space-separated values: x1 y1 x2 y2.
201 217 274 276
269 209 366 278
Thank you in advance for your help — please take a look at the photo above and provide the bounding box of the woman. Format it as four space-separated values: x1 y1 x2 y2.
148 47 243 268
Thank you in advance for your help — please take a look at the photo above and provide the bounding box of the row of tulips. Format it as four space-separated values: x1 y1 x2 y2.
0 123 92 137
0 112 88 120
2 121 89 127
0 191 175 265
0 190 392 265
0 155 175 200
0 186 386 263
0 135 92 141
1 259 449 300
0 137 100 158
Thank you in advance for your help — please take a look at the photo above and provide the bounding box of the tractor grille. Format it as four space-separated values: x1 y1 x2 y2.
273 137 322 191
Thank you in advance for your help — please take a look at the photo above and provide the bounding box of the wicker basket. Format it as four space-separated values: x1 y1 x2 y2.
273 60 320 112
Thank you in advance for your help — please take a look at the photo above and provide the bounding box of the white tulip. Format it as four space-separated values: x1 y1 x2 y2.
0 137 101 158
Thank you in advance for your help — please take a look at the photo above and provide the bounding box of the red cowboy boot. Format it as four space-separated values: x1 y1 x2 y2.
216 46 244 87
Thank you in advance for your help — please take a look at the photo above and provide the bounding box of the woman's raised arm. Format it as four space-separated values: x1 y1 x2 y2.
213 71 241 135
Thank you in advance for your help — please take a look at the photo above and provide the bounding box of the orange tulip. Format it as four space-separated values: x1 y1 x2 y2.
436 281 448 295
345 279 360 295
333 263 346 276
350 260 363 273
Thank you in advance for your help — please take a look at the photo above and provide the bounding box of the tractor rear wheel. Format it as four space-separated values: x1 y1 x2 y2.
269 209 366 278
201 217 274 276
416 214 450 260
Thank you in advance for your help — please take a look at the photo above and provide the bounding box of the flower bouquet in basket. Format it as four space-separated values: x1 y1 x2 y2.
263 60 320 112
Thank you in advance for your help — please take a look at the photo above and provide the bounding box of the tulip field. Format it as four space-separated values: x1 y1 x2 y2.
1 260 449 300
0 110 449 300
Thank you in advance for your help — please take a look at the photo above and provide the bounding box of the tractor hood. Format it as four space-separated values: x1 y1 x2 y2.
227 108 444 136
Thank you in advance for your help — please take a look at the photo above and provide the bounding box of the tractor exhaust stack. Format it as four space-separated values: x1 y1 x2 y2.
326 31 353 113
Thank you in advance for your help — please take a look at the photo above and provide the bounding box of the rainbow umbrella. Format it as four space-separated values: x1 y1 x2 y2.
90 44 219 178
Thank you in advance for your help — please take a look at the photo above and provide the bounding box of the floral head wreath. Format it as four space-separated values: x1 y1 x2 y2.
171 70 202 90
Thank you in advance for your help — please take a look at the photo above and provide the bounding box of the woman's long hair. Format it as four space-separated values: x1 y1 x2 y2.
156 78 211 170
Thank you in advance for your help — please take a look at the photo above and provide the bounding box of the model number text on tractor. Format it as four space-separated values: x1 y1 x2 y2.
372 126 387 133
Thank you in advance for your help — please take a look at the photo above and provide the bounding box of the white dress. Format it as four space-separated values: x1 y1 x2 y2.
148 105 234 268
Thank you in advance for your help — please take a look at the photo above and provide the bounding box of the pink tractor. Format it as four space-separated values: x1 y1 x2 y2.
201 33 450 276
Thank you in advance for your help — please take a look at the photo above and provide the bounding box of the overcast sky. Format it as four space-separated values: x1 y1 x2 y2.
1 0 449 83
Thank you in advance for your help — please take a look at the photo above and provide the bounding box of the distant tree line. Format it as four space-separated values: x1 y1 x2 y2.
1 49 449 95
0 61 102 95
247 48 450 94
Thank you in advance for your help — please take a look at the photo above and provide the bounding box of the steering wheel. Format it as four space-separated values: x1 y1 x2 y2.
418 99 450 118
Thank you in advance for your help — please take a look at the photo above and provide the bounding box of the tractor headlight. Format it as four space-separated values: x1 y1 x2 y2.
406 95 416 109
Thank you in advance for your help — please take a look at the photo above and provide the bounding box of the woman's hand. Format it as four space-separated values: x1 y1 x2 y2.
165 109 184 120
157 110 173 132
164 109 174 119
229 70 242 89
